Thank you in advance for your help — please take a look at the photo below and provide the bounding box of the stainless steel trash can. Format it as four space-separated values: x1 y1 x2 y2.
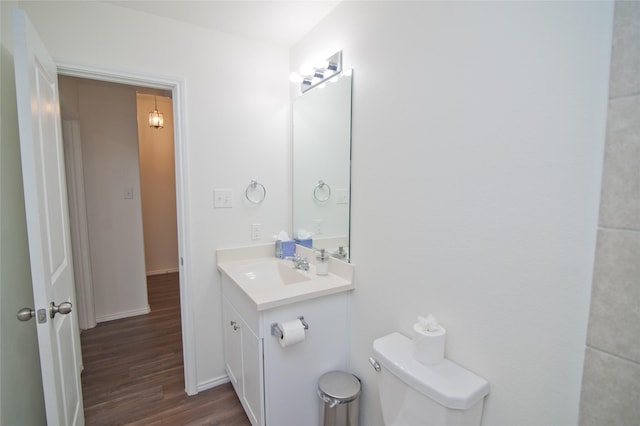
318 371 360 426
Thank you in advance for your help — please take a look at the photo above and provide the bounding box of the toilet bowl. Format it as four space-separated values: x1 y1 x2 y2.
371 332 489 426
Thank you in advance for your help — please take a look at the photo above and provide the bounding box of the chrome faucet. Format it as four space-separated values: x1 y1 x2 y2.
287 255 310 271
332 246 348 260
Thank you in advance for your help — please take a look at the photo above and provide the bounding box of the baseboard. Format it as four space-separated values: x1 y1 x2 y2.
96 305 151 323
146 267 180 276
196 374 230 393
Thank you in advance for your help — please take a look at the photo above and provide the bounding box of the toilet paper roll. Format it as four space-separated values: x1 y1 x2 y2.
412 323 446 365
278 319 306 347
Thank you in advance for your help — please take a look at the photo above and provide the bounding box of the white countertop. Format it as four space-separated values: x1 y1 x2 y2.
217 244 354 311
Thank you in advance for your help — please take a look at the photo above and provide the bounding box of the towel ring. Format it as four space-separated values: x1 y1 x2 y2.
245 179 266 204
313 180 331 202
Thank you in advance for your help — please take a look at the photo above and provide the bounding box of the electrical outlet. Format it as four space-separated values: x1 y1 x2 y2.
315 218 323 235
251 224 261 240
213 189 233 208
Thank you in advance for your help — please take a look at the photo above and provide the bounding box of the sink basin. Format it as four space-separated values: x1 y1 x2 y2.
217 245 355 311
238 260 312 285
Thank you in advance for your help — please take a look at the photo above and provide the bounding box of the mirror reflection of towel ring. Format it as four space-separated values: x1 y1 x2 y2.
246 179 266 204
313 180 331 202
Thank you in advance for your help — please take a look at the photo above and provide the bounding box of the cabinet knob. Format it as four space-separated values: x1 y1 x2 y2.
230 320 239 331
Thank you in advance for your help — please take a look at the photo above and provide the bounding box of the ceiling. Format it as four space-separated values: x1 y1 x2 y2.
105 0 341 47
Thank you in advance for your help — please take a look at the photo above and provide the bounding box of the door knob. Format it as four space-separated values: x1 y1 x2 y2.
50 301 72 318
16 308 35 321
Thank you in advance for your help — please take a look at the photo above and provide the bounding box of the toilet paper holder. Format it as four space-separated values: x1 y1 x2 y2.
271 316 309 338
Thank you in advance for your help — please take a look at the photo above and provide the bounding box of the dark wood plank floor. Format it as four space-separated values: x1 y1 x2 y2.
80 273 250 425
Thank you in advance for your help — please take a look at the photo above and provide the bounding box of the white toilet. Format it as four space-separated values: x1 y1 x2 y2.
371 332 490 426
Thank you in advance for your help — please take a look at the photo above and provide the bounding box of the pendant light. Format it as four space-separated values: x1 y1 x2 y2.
148 96 164 129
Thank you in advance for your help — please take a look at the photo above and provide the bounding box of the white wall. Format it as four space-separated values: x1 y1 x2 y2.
73 79 150 322
16 0 290 389
137 93 179 276
291 2 612 425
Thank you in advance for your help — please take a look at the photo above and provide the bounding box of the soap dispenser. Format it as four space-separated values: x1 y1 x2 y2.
316 248 329 276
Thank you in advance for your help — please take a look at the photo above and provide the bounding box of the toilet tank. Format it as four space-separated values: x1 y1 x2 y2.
373 333 489 426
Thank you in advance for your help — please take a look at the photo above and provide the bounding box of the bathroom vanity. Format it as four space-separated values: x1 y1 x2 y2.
217 244 354 426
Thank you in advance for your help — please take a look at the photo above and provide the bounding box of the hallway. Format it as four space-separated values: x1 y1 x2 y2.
80 273 250 425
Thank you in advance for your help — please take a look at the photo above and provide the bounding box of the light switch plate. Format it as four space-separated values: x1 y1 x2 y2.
124 187 134 200
214 189 233 208
335 189 349 204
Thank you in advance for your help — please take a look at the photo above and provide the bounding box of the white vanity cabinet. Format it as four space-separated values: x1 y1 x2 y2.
221 271 351 426
222 296 263 426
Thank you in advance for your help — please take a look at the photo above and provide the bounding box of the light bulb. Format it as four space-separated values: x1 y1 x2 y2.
299 63 314 76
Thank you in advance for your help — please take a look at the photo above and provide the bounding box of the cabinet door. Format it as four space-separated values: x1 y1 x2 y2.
242 325 264 426
222 297 243 394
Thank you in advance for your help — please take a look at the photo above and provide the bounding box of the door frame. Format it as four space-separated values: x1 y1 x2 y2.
56 62 197 395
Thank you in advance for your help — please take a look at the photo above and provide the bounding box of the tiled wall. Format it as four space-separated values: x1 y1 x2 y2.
579 2 640 425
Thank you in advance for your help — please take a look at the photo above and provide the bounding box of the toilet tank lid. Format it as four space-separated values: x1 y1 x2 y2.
373 332 489 410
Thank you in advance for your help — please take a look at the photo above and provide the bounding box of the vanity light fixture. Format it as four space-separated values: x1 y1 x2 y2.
290 50 342 93
148 96 164 129
289 72 303 83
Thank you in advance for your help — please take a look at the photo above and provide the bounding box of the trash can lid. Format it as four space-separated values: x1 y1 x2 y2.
318 371 360 402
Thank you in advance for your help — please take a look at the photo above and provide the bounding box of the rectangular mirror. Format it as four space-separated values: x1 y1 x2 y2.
292 71 352 260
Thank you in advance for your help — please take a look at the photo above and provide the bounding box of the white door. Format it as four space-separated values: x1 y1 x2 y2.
12 8 84 426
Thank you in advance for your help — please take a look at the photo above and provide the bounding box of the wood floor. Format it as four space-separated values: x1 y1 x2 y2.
80 273 251 425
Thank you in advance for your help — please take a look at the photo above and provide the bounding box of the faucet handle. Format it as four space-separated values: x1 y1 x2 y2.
299 257 310 271
287 255 310 271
